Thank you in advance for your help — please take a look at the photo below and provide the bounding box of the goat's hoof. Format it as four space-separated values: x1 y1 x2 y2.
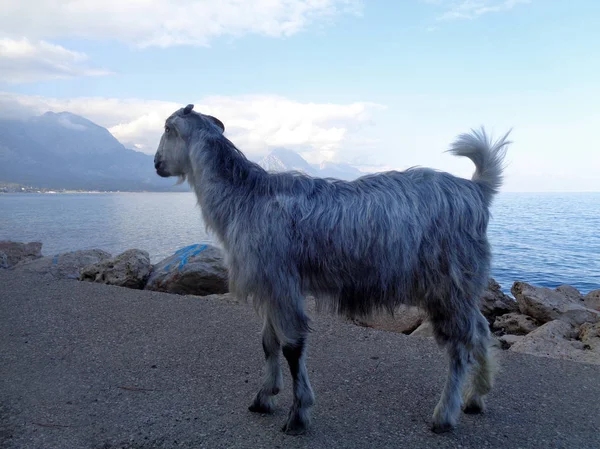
431 421 455 434
463 397 485 414
281 422 308 436
462 402 484 414
248 399 274 414
281 416 309 435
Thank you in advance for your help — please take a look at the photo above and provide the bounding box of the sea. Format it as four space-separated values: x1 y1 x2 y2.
1 192 599 294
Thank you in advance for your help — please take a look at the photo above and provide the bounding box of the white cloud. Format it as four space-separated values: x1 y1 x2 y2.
422 0 529 21
0 38 111 83
0 92 383 163
1 0 362 48
203 95 383 163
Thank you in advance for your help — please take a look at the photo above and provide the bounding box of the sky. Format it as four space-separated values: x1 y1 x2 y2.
1 0 599 192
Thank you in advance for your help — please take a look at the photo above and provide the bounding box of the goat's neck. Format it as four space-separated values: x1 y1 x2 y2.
187 132 264 244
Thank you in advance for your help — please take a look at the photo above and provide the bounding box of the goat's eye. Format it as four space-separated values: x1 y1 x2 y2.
165 126 170 134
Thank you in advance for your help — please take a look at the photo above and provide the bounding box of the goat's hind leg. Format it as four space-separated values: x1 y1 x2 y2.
432 339 470 433
249 319 283 414
430 309 476 433
463 311 497 414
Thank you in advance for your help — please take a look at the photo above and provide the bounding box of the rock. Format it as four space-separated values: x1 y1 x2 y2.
0 241 43 268
410 321 434 338
12 249 111 279
555 284 583 301
512 281 600 326
79 249 152 289
579 322 600 352
479 278 519 323
583 290 600 312
145 244 228 296
354 305 426 334
498 334 524 347
509 320 600 365
493 312 539 335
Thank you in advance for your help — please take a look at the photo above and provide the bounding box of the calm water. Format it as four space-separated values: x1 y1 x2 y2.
1 192 599 294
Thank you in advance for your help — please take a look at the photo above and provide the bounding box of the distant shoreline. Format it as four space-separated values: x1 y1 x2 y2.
2 184 599 195
0 191 192 194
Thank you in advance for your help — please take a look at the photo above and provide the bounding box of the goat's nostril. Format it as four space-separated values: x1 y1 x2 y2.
154 160 161 170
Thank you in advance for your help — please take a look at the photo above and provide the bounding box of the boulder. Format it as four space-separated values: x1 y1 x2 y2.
498 334 524 348
80 249 152 289
579 322 600 352
509 320 600 365
479 278 519 323
511 282 600 326
354 305 426 334
12 249 111 279
555 284 583 301
0 241 43 268
410 321 434 338
493 312 539 335
583 290 600 312
145 244 228 296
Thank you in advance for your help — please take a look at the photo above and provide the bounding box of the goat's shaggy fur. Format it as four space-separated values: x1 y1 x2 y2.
154 104 509 435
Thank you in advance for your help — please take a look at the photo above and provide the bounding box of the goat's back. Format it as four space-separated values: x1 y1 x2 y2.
227 167 492 317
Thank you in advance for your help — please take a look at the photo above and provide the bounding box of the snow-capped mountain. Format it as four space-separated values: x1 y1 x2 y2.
257 148 366 181
258 148 319 176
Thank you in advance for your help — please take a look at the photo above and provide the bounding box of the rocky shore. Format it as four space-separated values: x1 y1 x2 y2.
2 240 599 365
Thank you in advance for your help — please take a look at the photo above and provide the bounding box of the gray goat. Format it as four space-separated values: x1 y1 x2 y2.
154 104 508 435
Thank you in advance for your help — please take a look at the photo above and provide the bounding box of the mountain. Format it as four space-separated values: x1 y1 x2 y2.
258 148 318 176
257 148 365 181
0 112 186 191
317 161 364 180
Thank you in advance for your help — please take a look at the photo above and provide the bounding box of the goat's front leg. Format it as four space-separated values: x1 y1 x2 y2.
281 336 314 435
249 320 283 413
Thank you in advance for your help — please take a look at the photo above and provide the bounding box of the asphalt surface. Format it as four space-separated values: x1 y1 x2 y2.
1 270 599 449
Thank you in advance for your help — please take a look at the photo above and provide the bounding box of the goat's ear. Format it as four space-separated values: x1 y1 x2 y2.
206 115 225 133
183 104 194 115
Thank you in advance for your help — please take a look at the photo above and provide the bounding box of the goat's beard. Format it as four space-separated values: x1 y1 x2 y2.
175 174 187 185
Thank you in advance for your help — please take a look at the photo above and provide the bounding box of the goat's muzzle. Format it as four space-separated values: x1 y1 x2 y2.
154 157 169 178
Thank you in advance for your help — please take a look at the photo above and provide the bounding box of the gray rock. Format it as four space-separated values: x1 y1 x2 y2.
583 290 600 312
555 284 583 301
579 321 600 352
0 241 43 268
410 321 434 338
12 249 112 279
354 305 426 334
479 278 519 322
512 281 600 326
498 334 524 347
493 312 539 335
80 249 152 289
510 320 600 365
145 244 228 296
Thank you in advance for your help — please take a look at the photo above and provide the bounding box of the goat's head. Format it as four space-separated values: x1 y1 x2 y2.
154 104 225 178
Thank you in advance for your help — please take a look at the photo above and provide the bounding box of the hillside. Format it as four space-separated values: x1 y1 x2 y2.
0 112 186 191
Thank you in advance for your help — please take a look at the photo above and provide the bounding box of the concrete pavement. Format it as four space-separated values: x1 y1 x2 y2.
1 270 599 449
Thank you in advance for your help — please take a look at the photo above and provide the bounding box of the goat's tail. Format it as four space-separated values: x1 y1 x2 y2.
448 127 510 202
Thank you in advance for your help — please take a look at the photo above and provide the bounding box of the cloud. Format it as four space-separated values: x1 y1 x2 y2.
0 38 111 83
0 92 383 163
1 0 362 48
422 0 529 21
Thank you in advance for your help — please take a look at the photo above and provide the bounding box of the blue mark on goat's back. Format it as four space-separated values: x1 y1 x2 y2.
52 254 59 265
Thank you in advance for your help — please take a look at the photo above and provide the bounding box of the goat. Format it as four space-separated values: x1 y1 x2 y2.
154 104 508 435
